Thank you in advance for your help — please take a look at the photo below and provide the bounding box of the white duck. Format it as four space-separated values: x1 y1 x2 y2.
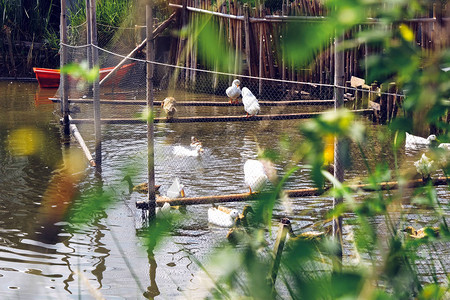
244 159 269 194
155 202 171 217
413 153 434 179
438 143 450 150
405 132 437 149
208 204 239 227
226 79 241 104
173 143 204 157
166 177 186 198
241 87 260 117
161 97 177 119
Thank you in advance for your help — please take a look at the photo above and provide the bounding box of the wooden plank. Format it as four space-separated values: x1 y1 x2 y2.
350 75 365 88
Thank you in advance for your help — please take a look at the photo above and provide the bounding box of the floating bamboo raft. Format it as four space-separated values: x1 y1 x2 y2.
67 109 372 124
149 177 450 206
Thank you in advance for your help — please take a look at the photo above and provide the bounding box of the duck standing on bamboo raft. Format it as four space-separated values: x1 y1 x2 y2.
123 175 161 194
241 87 260 117
226 79 241 104
161 96 177 120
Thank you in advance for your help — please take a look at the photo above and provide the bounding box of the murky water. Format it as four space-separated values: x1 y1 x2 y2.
0 81 448 299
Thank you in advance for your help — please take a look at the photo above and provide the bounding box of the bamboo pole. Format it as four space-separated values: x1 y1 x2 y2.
243 4 253 76
136 177 450 207
68 116 95 166
269 221 289 288
145 3 157 218
60 0 70 136
89 0 102 168
281 2 287 90
333 30 345 264
68 109 373 124
99 12 176 86
258 2 264 96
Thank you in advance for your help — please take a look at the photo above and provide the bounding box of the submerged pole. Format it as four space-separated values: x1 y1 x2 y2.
333 30 345 265
60 0 69 136
146 3 156 219
89 0 101 169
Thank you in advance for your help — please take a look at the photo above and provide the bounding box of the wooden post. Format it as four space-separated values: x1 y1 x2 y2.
269 221 289 287
243 4 252 76
281 2 287 91
85 0 92 76
380 84 388 124
60 0 70 136
333 30 345 266
355 86 362 109
258 2 264 96
389 82 398 120
234 4 241 76
88 0 101 168
146 3 156 219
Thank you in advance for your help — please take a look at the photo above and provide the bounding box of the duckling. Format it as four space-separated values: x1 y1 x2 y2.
123 175 160 194
226 79 241 104
190 136 202 148
161 97 177 120
282 218 327 242
208 204 239 228
402 226 440 239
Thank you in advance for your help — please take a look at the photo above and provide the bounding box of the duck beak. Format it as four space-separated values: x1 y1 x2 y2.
180 188 185 198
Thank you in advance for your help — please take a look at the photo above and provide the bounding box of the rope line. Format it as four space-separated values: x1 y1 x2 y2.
60 42 406 97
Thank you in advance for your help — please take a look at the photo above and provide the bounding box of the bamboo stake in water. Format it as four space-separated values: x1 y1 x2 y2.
146 3 156 219
60 0 69 136
89 0 101 169
333 31 345 266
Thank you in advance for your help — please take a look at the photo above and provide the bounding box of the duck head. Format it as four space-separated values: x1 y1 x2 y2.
232 79 240 88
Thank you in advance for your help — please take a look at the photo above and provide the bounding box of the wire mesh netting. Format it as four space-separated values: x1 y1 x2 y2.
52 2 450 297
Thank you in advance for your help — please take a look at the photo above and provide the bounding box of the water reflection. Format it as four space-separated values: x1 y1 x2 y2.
144 250 160 299
0 82 449 298
34 88 57 106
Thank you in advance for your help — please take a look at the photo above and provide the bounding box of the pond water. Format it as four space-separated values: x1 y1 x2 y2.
0 81 448 299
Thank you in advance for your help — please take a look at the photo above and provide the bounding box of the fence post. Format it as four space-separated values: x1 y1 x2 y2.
60 0 70 137
146 3 156 219
258 2 264 96
388 82 396 122
380 84 388 124
89 0 102 169
333 30 345 266
243 4 253 76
